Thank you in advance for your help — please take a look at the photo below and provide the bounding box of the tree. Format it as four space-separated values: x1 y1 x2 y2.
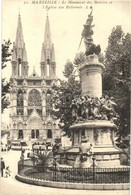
2 40 12 113
51 59 81 136
103 26 131 136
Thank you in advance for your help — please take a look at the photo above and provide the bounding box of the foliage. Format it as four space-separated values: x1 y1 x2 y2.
2 40 12 69
1 40 12 113
37 150 53 167
1 130 10 137
103 26 131 136
73 52 85 67
51 59 81 136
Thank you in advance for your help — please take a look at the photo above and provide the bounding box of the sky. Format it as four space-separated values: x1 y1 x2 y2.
1 0 131 124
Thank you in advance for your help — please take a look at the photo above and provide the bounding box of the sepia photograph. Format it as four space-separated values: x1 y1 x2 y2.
1 0 130 194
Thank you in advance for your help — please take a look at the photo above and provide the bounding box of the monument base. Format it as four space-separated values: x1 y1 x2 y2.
65 145 122 168
64 120 122 168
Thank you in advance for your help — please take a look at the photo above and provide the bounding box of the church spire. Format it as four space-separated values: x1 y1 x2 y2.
40 15 56 78
11 13 28 77
15 13 24 52
44 15 52 49
22 43 28 62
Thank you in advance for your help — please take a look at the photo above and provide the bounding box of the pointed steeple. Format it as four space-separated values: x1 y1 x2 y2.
52 44 55 62
23 43 28 62
12 42 17 62
40 15 56 78
15 14 24 52
41 43 45 62
44 16 52 49
11 13 28 77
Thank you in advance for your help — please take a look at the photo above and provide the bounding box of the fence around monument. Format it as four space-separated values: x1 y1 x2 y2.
17 160 130 184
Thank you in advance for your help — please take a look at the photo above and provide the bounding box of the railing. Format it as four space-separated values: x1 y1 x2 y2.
18 160 130 184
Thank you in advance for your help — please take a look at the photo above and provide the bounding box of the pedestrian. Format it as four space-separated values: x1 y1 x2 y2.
1 158 5 177
5 166 11 177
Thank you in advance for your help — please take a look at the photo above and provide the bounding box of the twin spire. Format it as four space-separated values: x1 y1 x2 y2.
12 14 56 78
41 15 56 78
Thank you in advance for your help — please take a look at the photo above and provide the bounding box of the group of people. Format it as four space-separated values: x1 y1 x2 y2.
70 94 119 124
1 158 11 178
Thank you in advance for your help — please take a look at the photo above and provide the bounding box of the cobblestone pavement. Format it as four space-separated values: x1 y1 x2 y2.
0 151 130 195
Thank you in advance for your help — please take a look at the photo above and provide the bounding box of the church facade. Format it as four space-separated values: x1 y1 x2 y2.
9 14 61 143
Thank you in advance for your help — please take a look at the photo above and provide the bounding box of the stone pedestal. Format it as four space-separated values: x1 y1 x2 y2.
79 54 105 98
66 121 122 168
60 54 122 168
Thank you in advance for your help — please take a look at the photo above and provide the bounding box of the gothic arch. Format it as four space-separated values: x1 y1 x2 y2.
47 129 52 138
17 89 24 106
17 122 24 139
46 89 52 115
28 117 42 129
28 89 42 106
47 122 52 129
17 89 24 115
17 122 23 129
47 122 52 138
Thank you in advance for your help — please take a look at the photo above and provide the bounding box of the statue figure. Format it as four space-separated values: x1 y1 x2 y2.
100 95 118 120
80 7 101 56
81 8 94 52
71 99 78 120
74 136 93 168
52 138 61 157
108 97 117 114
93 97 101 119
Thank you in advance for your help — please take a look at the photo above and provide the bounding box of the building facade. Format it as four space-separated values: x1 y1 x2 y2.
9 14 61 143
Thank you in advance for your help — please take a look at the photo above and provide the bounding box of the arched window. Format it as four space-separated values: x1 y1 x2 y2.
28 89 42 106
36 130 39 138
18 58 22 76
47 129 52 138
18 130 23 139
31 130 35 139
46 90 52 115
17 89 24 106
17 89 24 115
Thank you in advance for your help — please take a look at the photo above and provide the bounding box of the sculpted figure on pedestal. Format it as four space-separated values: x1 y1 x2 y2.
74 136 93 168
71 94 119 123
80 7 101 56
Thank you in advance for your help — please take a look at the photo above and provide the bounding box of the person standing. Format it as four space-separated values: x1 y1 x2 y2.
5 166 11 177
1 158 5 177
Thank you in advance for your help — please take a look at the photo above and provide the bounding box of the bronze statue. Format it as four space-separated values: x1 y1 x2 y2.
79 7 101 56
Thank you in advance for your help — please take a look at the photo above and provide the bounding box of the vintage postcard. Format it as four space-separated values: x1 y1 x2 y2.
1 0 130 194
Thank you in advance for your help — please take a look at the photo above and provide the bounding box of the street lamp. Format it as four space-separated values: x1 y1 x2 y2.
54 156 57 181
92 155 95 183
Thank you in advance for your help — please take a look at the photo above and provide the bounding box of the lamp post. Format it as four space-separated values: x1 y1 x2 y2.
92 155 95 183
39 146 42 155
54 156 57 181
20 146 23 159
20 146 24 165
32 144 35 166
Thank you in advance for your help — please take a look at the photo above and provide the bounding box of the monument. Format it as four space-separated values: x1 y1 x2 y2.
65 8 121 168
16 11 130 188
